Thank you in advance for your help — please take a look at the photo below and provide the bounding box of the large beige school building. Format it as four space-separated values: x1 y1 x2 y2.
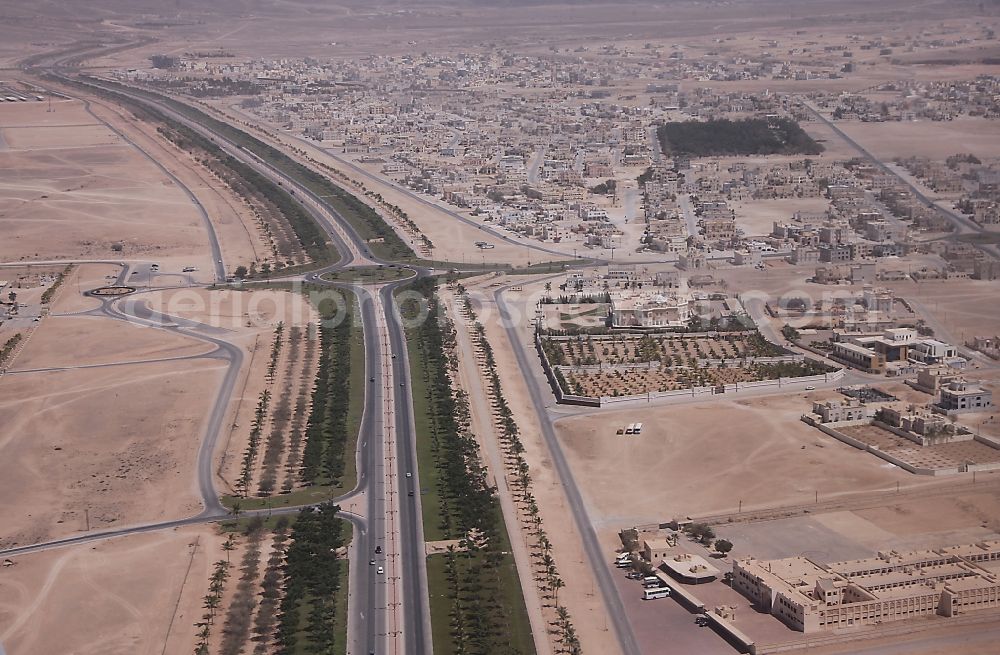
732 541 1000 632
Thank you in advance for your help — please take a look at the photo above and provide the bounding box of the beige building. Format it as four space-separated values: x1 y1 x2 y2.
936 379 994 415
810 399 875 423
733 541 1000 633
611 293 691 328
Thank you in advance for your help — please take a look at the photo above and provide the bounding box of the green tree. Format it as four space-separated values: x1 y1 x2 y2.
715 539 734 556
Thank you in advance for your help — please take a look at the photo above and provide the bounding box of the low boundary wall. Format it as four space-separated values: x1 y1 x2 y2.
536 332 845 408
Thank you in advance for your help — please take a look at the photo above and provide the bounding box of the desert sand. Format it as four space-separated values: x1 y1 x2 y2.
0 526 224 655
0 357 222 547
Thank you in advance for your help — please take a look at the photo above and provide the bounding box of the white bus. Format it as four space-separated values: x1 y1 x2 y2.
643 586 671 600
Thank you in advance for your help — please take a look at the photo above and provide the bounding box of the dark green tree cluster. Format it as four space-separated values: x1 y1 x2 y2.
753 359 834 378
658 118 823 157
277 504 345 653
405 278 533 655
301 294 353 485
407 278 498 539
590 179 616 195
238 389 271 496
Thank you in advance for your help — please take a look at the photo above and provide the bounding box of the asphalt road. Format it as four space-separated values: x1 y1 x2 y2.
78 97 226 283
800 99 1000 260
382 281 433 655
493 283 642 655
5 71 433 655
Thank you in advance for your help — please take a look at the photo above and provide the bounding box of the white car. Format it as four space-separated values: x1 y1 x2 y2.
377 566 384 575
804 385 816 391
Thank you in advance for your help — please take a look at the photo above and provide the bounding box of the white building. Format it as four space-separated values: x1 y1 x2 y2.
611 292 691 328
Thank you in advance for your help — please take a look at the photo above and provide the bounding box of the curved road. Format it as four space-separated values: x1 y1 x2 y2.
7 70 434 655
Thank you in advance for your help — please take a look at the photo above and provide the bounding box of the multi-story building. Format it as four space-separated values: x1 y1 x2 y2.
810 399 876 423
936 380 994 415
733 541 1000 633
611 292 691 328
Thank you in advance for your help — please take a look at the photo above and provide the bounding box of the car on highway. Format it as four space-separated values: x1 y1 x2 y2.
405 472 411 478
377 566 384 575
408 490 414 496
370 558 376 566
375 545 382 554
804 385 816 391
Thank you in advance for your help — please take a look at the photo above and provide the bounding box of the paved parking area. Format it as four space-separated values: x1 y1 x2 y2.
612 568 733 655
715 516 873 564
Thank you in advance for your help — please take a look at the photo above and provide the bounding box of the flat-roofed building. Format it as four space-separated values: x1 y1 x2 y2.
832 340 885 372
660 552 720 584
642 537 674 563
936 379 994 415
811 398 875 423
611 292 691 328
733 541 1000 633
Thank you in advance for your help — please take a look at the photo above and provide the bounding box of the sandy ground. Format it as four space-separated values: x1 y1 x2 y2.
143 287 318 492
554 393 924 529
732 197 831 236
0 526 224 655
0 99 212 268
48 263 122 314
0 357 221 548
10 315 214 370
465 273 624 655
837 118 1000 162
82 94 265 277
881 277 1000 344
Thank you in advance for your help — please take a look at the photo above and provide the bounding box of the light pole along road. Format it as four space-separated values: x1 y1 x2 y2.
8 67 434 655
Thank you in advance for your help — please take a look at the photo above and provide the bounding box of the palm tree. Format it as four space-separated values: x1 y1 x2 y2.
551 577 565 604
203 595 220 622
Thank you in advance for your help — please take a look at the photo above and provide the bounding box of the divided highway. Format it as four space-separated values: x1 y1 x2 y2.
66 73 434 655
6 70 433 655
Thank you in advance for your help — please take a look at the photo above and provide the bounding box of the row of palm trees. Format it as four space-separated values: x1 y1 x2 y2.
410 279 533 654
194 554 232 654
460 288 582 655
